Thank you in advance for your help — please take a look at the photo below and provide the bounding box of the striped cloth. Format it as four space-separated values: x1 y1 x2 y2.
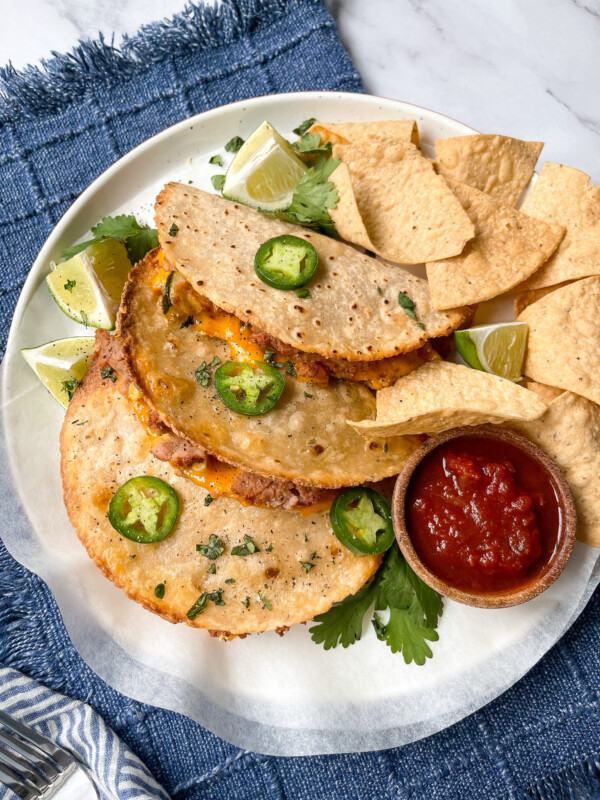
0 667 169 800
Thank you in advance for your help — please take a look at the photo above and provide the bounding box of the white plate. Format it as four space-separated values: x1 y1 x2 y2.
2 92 599 756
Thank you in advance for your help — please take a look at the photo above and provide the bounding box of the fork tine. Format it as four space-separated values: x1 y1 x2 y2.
0 744 49 792
0 710 74 772
0 759 40 800
0 728 61 783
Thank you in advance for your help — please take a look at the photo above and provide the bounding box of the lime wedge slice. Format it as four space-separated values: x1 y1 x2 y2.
46 249 119 329
222 120 307 211
21 336 95 407
84 239 131 302
454 322 528 381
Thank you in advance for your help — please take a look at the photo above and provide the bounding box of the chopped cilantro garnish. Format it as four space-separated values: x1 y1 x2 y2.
225 578 236 584
209 356 221 367
259 594 272 611
180 315 194 328
100 366 117 382
260 156 340 236
61 379 79 401
293 118 316 137
196 534 224 560
292 132 332 155
211 174 226 191
398 291 425 330
128 554 136 559
64 279 76 292
263 350 275 362
162 271 175 314
309 544 443 664
207 563 216 574
80 310 89 327
195 361 211 387
265 543 273 552
383 443 388 453
242 597 250 608
186 593 208 620
231 535 259 556
204 494 213 506
209 588 225 606
225 136 245 152
377 286 382 295
304 391 314 399
299 561 315 573
209 154 223 166
273 360 296 377
296 289 310 298
154 583 165 599
169 223 179 237
60 214 158 263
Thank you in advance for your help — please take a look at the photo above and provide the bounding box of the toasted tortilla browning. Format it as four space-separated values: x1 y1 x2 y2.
155 183 470 360
118 253 421 488
60 357 380 634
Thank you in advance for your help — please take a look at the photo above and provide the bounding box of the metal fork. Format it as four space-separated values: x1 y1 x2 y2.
0 709 98 799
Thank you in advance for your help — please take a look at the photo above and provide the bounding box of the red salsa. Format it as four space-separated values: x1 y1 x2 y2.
406 436 564 594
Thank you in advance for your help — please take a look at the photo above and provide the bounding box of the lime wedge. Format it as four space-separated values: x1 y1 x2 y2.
222 120 307 211
454 323 528 381
21 336 95 407
84 239 131 302
46 249 119 329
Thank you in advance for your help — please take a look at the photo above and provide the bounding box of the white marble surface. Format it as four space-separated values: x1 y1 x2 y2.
1 0 599 180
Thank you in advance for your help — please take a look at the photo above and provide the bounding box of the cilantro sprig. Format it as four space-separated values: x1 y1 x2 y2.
60 214 159 263
309 544 443 665
292 132 332 156
292 118 316 137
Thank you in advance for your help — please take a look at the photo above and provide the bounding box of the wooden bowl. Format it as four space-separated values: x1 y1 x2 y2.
392 425 577 609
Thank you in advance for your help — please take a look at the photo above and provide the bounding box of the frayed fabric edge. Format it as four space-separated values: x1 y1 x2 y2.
526 757 600 800
0 0 317 123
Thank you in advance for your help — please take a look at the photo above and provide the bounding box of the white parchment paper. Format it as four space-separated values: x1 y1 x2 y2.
2 93 599 755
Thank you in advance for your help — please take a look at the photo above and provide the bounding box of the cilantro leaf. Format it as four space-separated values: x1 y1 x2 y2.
61 379 79 402
125 228 159 264
398 291 425 330
309 578 378 650
100 366 117 383
180 315 194 328
60 239 96 260
225 136 245 152
195 361 211 387
196 534 224 560
292 132 332 155
64 279 76 292
154 583 165 599
211 174 226 191
209 154 223 166
231 535 259 556
293 118 316 137
260 156 340 236
169 223 179 237
382 608 439 665
60 215 158 263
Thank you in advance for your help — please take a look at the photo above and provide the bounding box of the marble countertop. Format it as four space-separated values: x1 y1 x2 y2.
2 0 599 180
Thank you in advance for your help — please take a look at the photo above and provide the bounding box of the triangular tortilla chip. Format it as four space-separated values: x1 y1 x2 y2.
426 183 564 309
330 140 474 264
518 276 600 404
308 120 419 148
516 163 600 290
435 134 543 206
347 361 547 437
513 281 573 317
506 388 600 547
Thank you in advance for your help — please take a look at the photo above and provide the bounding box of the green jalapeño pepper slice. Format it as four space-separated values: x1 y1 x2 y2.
330 488 394 556
214 361 285 416
254 234 318 290
108 476 179 543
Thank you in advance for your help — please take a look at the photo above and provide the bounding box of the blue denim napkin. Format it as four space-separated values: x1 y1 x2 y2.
1 2 599 798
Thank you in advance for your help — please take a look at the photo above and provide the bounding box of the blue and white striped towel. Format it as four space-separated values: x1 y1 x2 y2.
0 667 169 800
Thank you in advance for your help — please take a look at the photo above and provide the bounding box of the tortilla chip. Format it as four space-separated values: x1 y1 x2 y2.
308 120 419 148
520 378 564 404
515 163 600 290
156 184 471 360
517 277 600 405
426 183 564 309
119 253 422 489
347 361 547 437
61 360 380 634
513 283 573 317
506 389 600 547
435 134 543 206
330 140 475 264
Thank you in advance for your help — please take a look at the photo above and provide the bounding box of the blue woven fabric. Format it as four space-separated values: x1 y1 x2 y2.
0 2 599 799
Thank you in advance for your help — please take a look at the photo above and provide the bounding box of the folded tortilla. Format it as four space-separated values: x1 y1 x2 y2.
155 183 470 360
348 361 547 437
60 356 380 635
307 119 420 148
118 252 421 488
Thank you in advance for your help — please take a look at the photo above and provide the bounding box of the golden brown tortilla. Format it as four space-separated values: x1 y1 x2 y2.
516 163 600 290
348 361 547 437
155 183 470 359
329 139 475 264
517 276 600 404
118 253 421 488
434 134 543 206
506 386 600 547
60 360 380 634
426 183 564 309
513 283 572 317
307 119 420 148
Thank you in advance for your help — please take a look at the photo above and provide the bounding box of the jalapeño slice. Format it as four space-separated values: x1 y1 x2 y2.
214 361 285 416
254 234 318 290
330 488 394 556
108 476 179 543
